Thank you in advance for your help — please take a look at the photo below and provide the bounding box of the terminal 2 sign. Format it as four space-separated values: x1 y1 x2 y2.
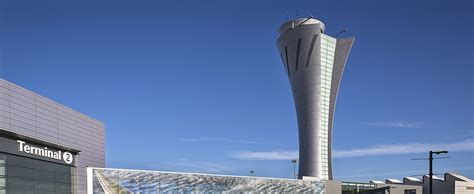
17 140 74 164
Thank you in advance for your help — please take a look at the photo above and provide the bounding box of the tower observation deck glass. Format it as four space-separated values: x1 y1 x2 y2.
319 34 336 180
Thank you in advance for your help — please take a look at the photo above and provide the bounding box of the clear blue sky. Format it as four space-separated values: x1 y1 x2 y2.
1 0 473 182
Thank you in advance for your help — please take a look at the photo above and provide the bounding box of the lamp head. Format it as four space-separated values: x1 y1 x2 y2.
433 150 448 155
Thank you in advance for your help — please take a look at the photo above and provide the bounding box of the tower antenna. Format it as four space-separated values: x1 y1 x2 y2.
298 16 314 26
336 28 348 38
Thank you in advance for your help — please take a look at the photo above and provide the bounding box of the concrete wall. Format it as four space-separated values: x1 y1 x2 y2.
455 181 474 194
0 79 105 194
422 177 453 194
325 180 342 194
374 183 422 194
419 173 474 194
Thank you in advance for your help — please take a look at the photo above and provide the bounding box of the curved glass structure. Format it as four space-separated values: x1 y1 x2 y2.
87 168 326 193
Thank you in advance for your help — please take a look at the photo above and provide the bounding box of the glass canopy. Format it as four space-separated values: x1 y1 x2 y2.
88 168 325 194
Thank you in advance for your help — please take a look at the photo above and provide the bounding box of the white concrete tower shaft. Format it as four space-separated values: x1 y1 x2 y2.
276 18 354 180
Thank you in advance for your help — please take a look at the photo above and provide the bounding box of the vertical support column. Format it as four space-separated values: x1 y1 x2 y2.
429 151 433 194
86 167 93 194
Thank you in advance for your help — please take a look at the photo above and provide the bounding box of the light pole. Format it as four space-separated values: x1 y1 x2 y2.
291 160 297 179
429 151 448 194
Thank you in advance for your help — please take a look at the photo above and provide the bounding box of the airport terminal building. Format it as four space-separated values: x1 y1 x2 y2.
0 79 105 194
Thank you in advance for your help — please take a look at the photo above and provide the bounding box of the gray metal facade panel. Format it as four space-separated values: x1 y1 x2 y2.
0 79 105 194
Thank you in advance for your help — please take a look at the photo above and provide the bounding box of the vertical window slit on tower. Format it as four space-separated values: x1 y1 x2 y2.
285 46 290 77
295 38 302 71
280 53 286 72
306 35 318 67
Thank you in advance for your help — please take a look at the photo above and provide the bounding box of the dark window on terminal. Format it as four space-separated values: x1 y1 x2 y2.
7 177 35 190
34 170 55 181
306 35 318 67
0 153 74 194
295 38 302 71
34 160 55 172
7 155 34 168
285 46 290 77
7 166 34 178
404 189 416 194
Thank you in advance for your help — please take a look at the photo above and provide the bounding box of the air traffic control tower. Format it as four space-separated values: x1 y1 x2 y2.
276 18 354 180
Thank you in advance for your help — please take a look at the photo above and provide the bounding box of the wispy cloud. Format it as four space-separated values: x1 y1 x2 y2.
333 139 474 158
230 150 298 160
366 121 424 128
167 159 234 174
469 129 474 136
179 137 284 146
229 139 474 160
337 169 425 179
337 166 474 180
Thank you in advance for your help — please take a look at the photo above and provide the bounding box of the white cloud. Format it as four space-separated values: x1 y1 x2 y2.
179 137 284 146
336 166 474 179
366 122 424 128
337 169 425 179
333 139 474 158
469 129 474 136
229 139 474 160
230 150 298 160
168 159 234 174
